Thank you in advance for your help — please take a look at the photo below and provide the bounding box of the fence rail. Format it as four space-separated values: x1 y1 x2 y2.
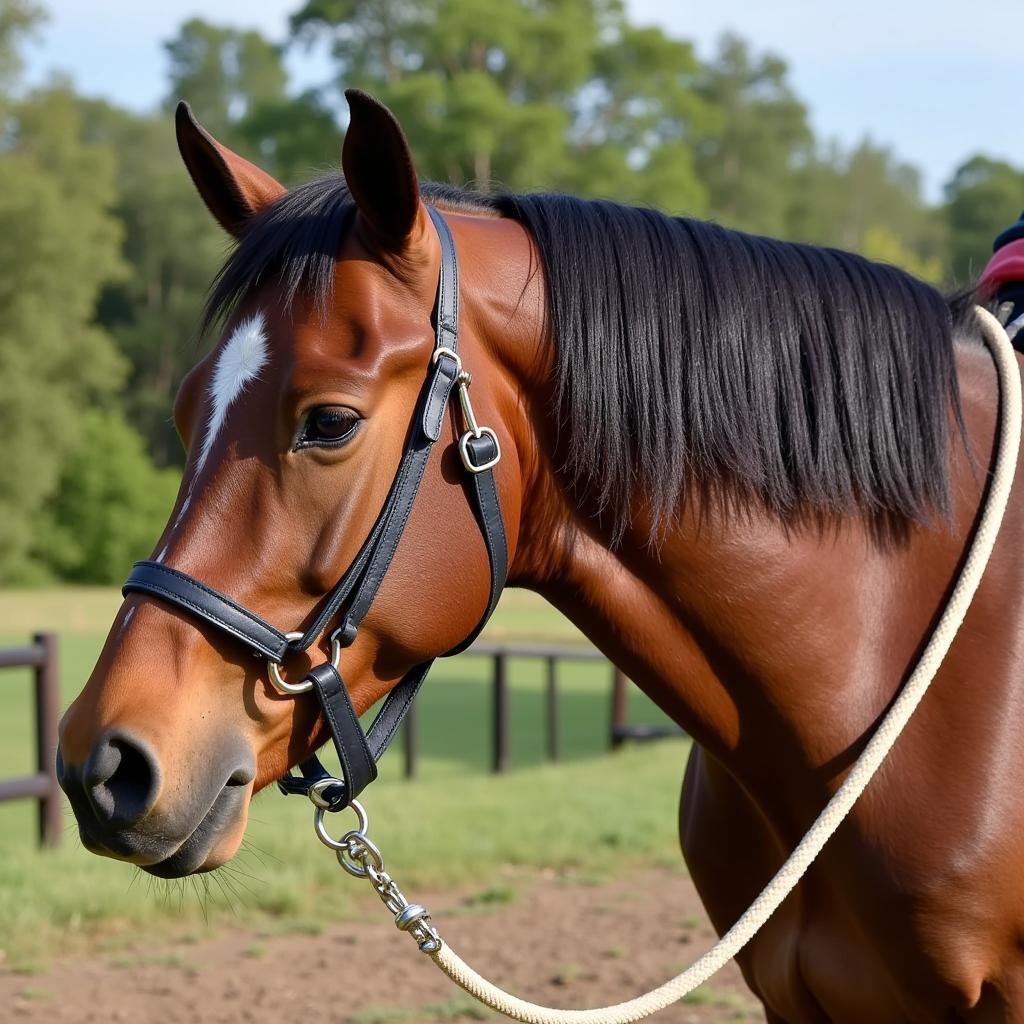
400 640 683 778
0 633 61 846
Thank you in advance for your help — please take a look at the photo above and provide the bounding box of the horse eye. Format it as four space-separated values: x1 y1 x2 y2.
298 406 361 448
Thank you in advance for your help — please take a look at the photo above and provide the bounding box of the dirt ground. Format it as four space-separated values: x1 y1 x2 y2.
0 868 765 1023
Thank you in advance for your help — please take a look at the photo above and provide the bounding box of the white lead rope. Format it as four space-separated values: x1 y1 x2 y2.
316 307 1021 1023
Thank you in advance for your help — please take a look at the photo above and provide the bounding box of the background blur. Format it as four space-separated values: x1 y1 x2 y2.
1 3 1023 1018
3 0 1024 584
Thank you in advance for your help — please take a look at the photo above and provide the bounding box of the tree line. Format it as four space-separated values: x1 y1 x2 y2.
1 0 1022 584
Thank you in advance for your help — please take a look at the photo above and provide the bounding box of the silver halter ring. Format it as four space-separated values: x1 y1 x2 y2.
313 796 369 847
311 796 384 877
268 631 343 695
315 790 368 839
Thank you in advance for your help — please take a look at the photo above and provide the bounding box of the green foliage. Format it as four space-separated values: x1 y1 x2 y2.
165 18 288 142
2 0 1024 585
568 24 713 212
291 0 715 205
787 139 946 278
33 410 180 584
694 34 812 236
0 0 44 101
235 90 339 183
166 17 338 184
292 0 604 190
79 98 226 466
945 155 1024 285
859 224 944 285
0 85 127 583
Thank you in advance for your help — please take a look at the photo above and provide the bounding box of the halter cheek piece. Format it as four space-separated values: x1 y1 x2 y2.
122 208 508 812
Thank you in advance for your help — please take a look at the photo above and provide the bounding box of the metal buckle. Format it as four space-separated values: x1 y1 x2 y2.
459 427 501 474
454 369 501 474
268 631 343 695
431 346 462 373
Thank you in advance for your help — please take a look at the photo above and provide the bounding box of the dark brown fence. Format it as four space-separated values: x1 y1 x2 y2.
400 640 683 778
0 633 61 846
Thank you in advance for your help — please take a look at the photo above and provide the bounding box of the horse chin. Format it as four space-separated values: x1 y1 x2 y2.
140 783 252 879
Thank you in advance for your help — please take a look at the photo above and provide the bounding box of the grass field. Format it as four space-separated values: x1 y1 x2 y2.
0 587 689 966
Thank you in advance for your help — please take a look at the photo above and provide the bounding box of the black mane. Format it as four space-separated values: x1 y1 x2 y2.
206 173 965 537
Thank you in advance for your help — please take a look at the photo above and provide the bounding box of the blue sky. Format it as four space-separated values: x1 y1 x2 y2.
25 0 1024 202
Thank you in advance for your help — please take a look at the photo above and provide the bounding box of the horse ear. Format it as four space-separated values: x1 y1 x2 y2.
342 89 421 250
175 101 285 236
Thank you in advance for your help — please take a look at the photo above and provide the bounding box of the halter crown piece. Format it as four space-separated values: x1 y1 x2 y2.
122 207 509 811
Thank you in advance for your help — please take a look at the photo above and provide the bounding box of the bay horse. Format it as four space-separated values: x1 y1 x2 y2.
56 90 1024 1022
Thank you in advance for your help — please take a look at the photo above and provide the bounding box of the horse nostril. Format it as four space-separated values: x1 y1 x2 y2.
85 732 161 826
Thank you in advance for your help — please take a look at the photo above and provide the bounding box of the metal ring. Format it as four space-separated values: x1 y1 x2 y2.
459 427 501 474
308 776 344 811
432 346 462 373
313 798 369 850
268 632 342 695
336 833 385 878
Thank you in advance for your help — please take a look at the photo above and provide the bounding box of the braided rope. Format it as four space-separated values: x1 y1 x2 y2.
428 306 1022 1023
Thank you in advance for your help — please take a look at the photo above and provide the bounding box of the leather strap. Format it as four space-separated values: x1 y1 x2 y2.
429 206 459 349
308 662 377 801
331 442 434 646
123 561 291 661
446 433 507 654
279 659 433 808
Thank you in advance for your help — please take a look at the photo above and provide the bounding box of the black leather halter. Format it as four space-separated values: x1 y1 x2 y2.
123 207 508 811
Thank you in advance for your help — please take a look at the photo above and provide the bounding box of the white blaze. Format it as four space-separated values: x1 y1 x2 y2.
195 312 269 479
153 313 268 566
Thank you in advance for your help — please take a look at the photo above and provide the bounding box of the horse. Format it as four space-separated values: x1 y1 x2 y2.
55 90 1024 1021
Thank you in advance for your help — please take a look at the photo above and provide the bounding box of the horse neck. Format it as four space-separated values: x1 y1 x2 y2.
495 305 1000 827
509 485 894 791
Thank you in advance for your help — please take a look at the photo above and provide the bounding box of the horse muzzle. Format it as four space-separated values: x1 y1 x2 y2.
56 727 255 877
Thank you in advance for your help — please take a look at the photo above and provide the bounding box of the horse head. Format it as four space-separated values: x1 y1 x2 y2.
56 92 538 877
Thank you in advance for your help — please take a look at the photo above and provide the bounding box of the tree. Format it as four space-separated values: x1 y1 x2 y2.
787 139 945 279
291 0 616 191
291 0 727 208
0 84 127 581
566 24 714 213
858 224 943 284
234 90 340 184
0 0 44 108
165 18 288 143
165 18 339 184
945 155 1024 286
79 98 226 466
693 34 812 236
33 410 179 583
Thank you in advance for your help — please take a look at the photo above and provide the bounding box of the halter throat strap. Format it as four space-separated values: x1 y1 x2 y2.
123 206 508 810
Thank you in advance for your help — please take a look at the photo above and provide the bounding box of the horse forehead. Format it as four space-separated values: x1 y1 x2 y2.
178 249 433 424
284 262 437 379
330 255 432 333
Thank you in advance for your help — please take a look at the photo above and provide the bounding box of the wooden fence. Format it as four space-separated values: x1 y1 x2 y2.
0 633 678 834
0 633 61 846
400 640 682 777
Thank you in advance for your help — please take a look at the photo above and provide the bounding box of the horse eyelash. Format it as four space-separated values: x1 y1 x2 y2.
292 411 362 452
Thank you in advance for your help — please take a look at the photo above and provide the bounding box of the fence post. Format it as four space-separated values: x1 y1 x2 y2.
492 652 508 773
403 700 417 779
545 655 559 761
34 632 61 847
610 666 627 750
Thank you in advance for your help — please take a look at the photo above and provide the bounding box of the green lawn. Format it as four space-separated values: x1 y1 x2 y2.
0 588 689 965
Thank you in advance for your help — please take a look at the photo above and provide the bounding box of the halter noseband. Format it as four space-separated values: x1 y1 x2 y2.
122 207 508 811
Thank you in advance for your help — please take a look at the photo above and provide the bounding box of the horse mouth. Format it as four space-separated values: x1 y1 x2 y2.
141 782 250 878
76 776 251 879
